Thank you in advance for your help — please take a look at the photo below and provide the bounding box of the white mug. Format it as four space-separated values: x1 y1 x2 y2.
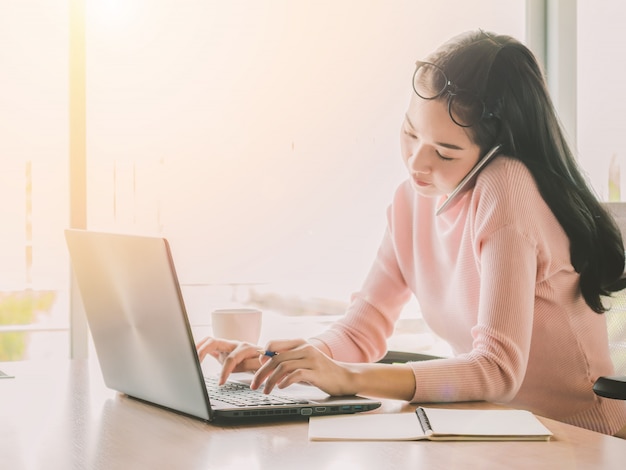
211 308 262 344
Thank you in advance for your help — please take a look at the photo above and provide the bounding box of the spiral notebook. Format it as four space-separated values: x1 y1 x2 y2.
309 407 553 441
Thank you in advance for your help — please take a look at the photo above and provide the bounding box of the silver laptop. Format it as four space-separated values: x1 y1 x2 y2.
64 229 381 422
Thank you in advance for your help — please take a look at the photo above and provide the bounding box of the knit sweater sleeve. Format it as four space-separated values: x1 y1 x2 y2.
310 184 414 363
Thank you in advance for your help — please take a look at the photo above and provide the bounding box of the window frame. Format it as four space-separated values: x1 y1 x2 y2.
69 0 88 358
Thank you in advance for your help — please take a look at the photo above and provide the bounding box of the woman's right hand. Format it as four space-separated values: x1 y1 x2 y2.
195 336 262 385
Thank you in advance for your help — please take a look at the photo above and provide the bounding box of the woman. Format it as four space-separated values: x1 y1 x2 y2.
197 30 626 436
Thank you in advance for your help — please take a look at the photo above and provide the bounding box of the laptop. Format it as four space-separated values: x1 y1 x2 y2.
64 229 381 422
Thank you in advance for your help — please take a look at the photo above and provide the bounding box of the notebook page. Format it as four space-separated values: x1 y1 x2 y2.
422 407 552 437
308 413 425 441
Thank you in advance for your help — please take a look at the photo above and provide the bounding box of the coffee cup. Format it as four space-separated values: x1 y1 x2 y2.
211 308 262 344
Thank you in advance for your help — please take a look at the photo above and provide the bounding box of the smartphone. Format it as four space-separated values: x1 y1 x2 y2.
436 144 502 216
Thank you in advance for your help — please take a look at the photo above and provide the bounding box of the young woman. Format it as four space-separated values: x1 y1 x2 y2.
196 30 626 436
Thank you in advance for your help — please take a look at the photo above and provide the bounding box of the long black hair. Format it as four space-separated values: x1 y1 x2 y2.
426 30 625 313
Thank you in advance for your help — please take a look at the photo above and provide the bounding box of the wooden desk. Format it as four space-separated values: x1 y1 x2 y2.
1 360 625 470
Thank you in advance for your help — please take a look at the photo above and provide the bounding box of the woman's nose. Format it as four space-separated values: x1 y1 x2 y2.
407 145 430 173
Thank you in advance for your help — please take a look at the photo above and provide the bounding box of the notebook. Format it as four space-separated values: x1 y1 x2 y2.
308 407 553 441
64 229 381 422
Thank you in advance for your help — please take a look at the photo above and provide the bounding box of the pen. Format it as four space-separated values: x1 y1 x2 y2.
257 349 279 357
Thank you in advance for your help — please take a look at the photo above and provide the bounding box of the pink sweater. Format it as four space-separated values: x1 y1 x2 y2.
313 156 626 435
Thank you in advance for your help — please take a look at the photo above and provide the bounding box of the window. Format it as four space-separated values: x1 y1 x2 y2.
1 0 525 361
85 1 525 356
0 1 70 360
577 0 626 201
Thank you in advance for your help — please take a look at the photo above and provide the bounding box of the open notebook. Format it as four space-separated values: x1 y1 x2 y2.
309 407 553 441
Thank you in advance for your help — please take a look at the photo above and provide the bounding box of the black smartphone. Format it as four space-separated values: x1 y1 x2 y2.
436 144 502 216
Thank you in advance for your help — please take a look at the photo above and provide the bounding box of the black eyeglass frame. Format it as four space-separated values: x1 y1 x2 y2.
412 60 492 128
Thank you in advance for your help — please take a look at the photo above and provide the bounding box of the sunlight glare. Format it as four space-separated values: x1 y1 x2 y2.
87 0 141 31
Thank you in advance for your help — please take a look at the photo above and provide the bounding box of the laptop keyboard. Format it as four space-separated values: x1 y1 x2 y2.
204 376 308 407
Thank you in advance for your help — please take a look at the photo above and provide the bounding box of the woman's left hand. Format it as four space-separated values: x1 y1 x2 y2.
250 339 358 396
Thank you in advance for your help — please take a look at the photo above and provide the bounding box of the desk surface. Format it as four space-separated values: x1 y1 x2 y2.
1 360 625 470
